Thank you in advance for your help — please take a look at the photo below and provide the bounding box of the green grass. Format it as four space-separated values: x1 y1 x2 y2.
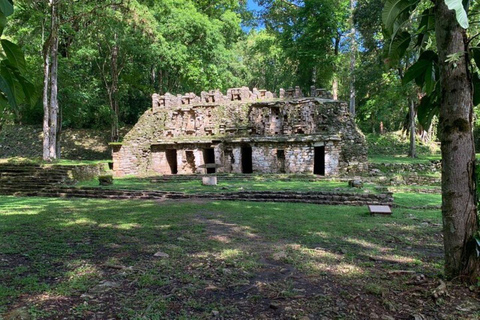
75 175 377 194
1 195 472 319
394 192 441 207
0 157 110 166
369 154 442 164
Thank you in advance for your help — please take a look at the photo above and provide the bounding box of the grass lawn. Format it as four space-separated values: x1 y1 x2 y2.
75 176 376 194
0 158 109 166
368 155 442 164
1 196 477 319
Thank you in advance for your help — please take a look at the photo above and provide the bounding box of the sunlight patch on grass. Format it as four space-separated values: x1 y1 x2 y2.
61 218 97 226
219 249 243 259
345 238 386 251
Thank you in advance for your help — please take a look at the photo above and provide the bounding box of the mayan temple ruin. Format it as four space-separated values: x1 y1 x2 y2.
111 86 368 176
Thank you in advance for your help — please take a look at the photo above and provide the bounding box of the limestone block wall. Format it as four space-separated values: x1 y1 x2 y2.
285 145 313 173
231 147 242 173
251 145 278 173
151 149 169 175
324 142 340 175
111 86 368 177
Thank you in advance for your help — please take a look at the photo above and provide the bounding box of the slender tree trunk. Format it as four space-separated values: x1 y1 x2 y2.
42 45 51 160
349 0 356 116
435 0 480 282
332 77 338 100
56 106 62 159
332 34 340 100
110 33 120 142
43 0 60 160
408 98 416 158
49 20 59 159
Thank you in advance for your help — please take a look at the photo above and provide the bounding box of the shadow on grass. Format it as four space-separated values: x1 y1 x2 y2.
0 196 474 319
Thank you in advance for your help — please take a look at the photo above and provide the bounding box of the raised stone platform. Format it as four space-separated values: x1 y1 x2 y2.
0 185 393 206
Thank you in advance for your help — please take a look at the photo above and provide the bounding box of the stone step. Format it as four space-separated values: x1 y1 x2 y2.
0 186 393 206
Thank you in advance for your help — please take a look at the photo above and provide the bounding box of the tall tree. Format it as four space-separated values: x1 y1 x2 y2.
349 0 356 116
384 0 480 282
258 0 350 92
42 0 59 160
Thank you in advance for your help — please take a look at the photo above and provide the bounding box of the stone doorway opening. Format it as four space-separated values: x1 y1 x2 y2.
241 146 253 173
203 148 216 174
185 150 196 173
277 149 286 173
314 146 325 175
166 149 178 174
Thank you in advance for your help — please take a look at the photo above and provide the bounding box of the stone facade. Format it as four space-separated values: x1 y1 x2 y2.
111 86 368 176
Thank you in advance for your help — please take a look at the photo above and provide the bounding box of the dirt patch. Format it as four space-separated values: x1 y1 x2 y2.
1 199 479 319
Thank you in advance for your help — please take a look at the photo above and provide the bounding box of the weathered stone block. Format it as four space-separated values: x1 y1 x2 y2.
202 176 218 186
99 175 113 186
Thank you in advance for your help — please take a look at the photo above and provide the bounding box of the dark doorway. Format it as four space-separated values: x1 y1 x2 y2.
241 146 253 173
166 149 178 174
185 151 196 173
204 148 216 174
314 146 325 175
277 149 286 173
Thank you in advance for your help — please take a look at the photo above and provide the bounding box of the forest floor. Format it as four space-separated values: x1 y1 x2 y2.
1 196 479 320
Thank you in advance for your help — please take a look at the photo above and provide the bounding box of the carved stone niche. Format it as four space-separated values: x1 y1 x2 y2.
162 93 181 108
228 88 242 101
202 90 224 104
181 92 198 105
294 86 303 98
152 93 161 110
285 88 295 99
252 88 260 100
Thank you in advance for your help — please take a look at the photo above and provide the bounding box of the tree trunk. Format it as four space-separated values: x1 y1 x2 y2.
349 0 356 116
43 0 60 160
49 18 59 159
408 98 416 158
332 77 338 100
110 33 120 142
42 42 51 160
332 33 340 100
435 0 480 282
56 105 62 159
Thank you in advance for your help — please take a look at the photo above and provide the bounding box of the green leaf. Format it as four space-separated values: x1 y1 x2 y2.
382 0 418 34
470 47 480 69
403 60 429 85
417 93 439 129
424 63 435 94
388 31 411 63
11 68 35 105
472 72 480 106
403 51 437 86
1 40 27 73
0 0 13 17
0 73 17 110
0 12 6 37
415 8 434 48
444 0 469 29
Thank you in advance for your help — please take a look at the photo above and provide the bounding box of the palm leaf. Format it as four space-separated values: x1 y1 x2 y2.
444 0 469 29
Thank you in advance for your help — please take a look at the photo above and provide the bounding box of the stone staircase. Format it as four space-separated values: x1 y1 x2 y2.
0 164 394 206
6 186 394 206
0 164 74 195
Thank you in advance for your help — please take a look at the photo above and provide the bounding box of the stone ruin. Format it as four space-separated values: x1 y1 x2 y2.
111 86 367 176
